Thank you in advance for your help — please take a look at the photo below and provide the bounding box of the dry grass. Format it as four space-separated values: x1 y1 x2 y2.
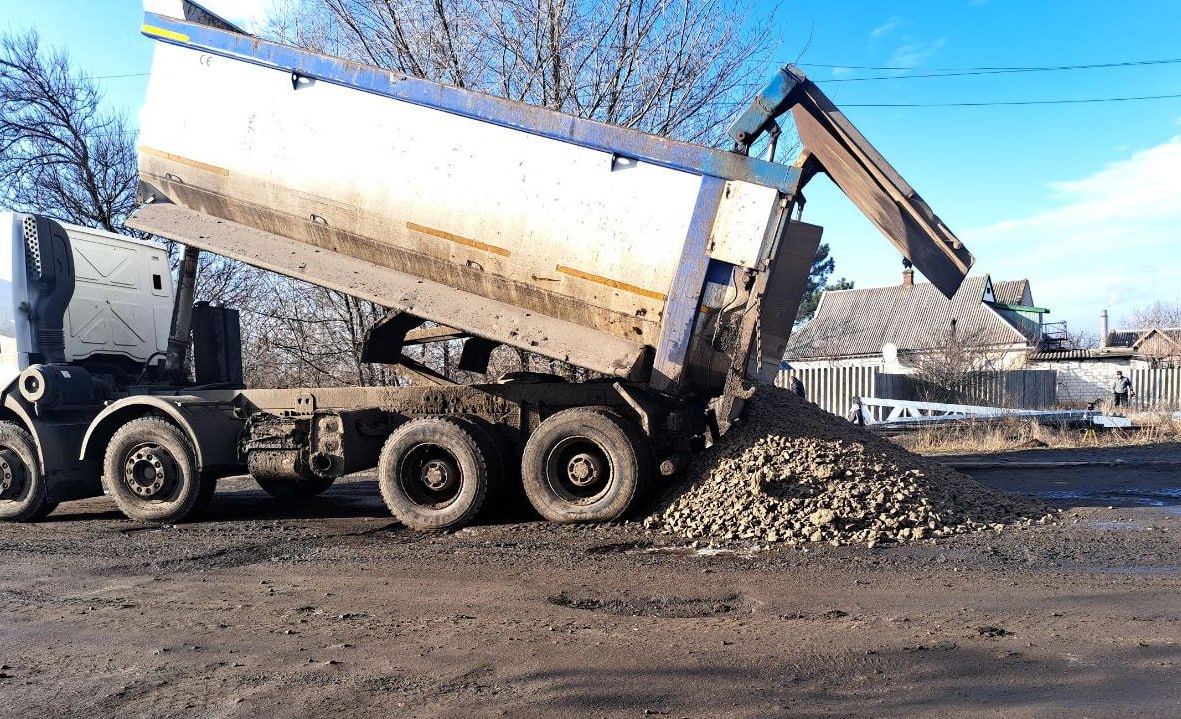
892 413 1181 456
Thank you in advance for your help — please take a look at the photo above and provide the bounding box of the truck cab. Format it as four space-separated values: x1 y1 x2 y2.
0 212 177 521
0 212 173 389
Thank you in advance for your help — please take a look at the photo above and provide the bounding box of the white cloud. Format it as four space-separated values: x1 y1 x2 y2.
870 17 903 42
963 137 1181 330
830 66 855 78
888 38 947 69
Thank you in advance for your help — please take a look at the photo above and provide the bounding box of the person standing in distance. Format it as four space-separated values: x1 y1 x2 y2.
1112 370 1135 408
789 374 806 401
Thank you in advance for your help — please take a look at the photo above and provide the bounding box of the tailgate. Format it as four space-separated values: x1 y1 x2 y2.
787 69 972 297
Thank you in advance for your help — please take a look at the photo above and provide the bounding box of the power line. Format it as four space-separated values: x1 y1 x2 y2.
703 90 1181 109
799 57 1181 73
842 92 1181 108
86 72 149 80
828 64 1181 83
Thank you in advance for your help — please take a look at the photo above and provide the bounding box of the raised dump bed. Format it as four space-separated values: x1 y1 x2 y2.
131 0 972 399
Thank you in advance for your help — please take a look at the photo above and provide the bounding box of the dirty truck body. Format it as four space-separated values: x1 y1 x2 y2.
0 0 972 528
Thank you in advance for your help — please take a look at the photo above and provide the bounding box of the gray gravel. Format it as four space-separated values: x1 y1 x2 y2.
646 386 1053 546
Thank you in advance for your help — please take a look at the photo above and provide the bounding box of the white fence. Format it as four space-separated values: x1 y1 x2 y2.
778 366 1181 416
775 366 878 417
1131 368 1181 410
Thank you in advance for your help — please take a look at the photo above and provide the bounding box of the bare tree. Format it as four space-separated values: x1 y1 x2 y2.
908 324 1003 404
1124 301 1181 330
0 30 139 233
267 0 779 144
236 274 401 388
1064 328 1100 350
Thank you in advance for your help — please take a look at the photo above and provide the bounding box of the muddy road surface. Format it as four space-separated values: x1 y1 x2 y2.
1 449 1179 718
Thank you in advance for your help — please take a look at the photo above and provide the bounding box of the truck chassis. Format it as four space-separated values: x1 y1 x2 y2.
1 373 702 528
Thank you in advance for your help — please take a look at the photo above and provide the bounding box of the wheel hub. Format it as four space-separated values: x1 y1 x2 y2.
566 452 604 487
124 446 176 499
0 449 26 499
420 458 457 493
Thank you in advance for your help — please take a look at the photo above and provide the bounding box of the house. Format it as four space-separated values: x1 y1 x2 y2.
1028 325 1181 405
1122 328 1181 367
785 268 1046 373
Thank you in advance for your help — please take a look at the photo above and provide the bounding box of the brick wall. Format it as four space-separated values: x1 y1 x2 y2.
1035 359 1131 405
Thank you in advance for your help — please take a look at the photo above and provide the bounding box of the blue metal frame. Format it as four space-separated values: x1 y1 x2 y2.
141 13 801 193
649 176 727 393
726 66 806 151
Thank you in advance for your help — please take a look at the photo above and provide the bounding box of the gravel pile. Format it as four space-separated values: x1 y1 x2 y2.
645 386 1052 547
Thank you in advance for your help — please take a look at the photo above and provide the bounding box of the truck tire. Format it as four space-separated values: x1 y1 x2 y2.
462 417 519 517
378 417 489 531
0 421 57 522
256 476 335 501
102 417 212 524
521 408 651 523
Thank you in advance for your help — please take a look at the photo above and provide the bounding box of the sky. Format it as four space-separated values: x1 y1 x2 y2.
1 0 1179 338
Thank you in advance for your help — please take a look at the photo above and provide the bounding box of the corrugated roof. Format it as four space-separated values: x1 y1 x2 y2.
786 276 1036 360
1028 348 1135 361
1106 330 1141 347
1107 327 1181 348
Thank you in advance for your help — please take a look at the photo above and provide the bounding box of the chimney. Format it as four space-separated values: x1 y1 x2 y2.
1100 310 1109 347
902 258 914 287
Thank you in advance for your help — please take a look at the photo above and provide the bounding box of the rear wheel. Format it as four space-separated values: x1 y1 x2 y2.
103 418 212 523
378 417 489 531
0 421 56 522
521 408 651 523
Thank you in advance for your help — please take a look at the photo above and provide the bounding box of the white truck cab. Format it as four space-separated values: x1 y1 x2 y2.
0 212 173 389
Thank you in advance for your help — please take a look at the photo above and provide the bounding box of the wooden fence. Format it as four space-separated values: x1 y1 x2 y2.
777 367 1058 415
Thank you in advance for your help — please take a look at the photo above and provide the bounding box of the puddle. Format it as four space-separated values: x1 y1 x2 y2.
1036 487 1181 507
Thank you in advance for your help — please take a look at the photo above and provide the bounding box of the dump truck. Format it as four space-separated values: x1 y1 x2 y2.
0 0 973 528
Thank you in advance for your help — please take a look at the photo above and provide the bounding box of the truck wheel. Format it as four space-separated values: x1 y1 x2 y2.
378 417 489 531
521 408 651 524
0 421 56 522
462 417 517 517
102 418 211 524
256 476 335 500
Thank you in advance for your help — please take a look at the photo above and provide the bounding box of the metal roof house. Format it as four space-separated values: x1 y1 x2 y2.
1029 328 1181 367
1018 325 1181 406
785 272 1045 370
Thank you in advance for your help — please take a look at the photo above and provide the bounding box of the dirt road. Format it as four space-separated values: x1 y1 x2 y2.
1 448 1178 718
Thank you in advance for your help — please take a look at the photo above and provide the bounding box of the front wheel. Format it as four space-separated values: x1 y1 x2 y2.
0 421 56 521
521 408 651 523
102 418 213 523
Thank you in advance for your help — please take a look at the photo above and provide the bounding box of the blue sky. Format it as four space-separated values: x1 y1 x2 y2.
2 0 1180 338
